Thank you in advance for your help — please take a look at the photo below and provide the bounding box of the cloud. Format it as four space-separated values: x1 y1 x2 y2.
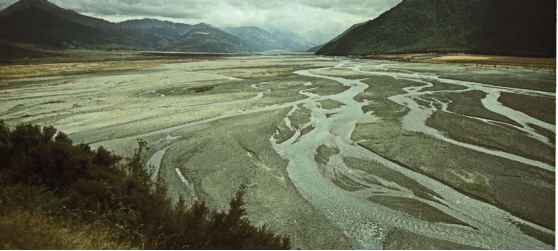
0 0 401 44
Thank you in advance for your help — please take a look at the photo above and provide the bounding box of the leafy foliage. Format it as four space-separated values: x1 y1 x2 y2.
0 121 290 249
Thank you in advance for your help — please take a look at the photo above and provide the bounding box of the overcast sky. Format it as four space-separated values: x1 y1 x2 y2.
0 0 401 44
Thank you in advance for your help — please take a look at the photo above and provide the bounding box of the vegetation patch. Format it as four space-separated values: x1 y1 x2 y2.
426 111 555 165
499 92 556 124
429 91 520 126
319 99 344 110
442 73 556 93
383 229 478 250
0 122 290 249
369 196 470 227
315 145 340 165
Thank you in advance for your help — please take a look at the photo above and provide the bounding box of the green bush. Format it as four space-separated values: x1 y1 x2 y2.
0 121 290 249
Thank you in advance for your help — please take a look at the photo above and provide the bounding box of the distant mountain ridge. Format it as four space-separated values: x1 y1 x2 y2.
120 19 251 52
119 18 193 40
224 27 285 51
225 26 315 51
0 0 313 53
169 23 250 53
0 0 152 50
317 0 556 57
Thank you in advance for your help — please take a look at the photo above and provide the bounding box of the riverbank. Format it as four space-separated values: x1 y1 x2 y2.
365 53 556 70
0 55 554 249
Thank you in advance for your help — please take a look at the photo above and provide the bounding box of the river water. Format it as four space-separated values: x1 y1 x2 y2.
144 58 554 249
271 60 553 249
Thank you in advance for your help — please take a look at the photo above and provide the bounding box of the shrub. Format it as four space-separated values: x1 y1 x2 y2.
0 121 290 249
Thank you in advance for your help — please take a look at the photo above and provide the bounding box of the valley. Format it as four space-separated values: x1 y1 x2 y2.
0 55 554 249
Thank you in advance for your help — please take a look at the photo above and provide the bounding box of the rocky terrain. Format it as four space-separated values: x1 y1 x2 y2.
0 55 554 249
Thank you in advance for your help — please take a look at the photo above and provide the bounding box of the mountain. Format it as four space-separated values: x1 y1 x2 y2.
224 27 284 51
0 0 252 53
0 0 156 49
317 0 556 57
0 41 60 62
306 45 323 53
224 26 314 52
166 23 251 53
119 18 192 48
268 29 316 51
121 19 252 53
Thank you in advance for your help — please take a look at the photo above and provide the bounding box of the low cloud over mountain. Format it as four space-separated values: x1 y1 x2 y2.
0 0 401 44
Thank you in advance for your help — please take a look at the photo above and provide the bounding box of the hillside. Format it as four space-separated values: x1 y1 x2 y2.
0 0 285 53
167 23 251 53
306 45 323 53
268 29 316 52
225 26 314 52
0 0 156 50
317 0 557 57
225 27 284 52
121 19 252 53
119 18 193 49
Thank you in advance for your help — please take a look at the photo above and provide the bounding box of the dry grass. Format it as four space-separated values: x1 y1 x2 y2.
430 54 556 69
0 47 223 80
0 210 133 249
367 53 556 69
0 60 170 80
